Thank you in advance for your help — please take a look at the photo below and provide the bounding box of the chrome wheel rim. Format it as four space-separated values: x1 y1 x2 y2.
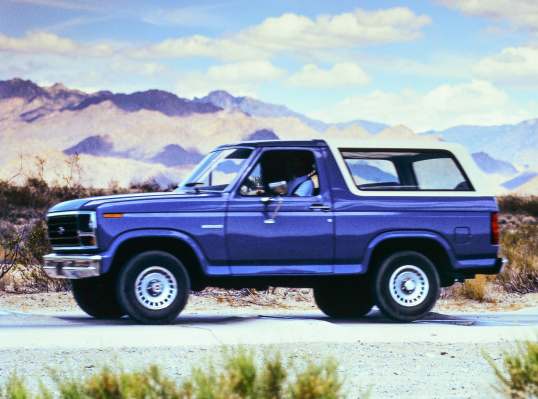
389 265 429 307
135 266 177 310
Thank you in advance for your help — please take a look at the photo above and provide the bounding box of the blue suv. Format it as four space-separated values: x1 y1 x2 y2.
43 139 505 324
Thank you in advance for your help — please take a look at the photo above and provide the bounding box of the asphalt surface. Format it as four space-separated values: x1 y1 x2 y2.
2 307 538 350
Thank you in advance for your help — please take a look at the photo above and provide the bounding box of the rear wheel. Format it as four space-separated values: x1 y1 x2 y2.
314 282 374 318
116 251 190 324
71 276 125 319
372 251 440 322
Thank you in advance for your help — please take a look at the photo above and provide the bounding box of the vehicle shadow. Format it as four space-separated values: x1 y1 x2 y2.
51 308 537 327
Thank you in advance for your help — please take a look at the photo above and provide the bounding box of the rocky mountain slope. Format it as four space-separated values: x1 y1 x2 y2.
0 78 534 194
422 121 538 170
194 90 389 134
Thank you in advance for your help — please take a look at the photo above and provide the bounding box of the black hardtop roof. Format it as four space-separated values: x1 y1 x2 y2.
216 139 327 149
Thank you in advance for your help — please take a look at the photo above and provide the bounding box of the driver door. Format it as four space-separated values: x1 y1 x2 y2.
226 147 334 274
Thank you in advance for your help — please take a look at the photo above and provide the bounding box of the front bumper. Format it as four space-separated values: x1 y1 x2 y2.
43 254 102 279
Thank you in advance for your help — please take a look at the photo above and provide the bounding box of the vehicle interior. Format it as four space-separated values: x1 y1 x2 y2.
240 149 319 196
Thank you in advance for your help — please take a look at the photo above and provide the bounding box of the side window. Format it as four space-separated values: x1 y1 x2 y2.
240 163 263 196
413 158 470 190
239 149 319 197
340 149 473 191
346 159 399 186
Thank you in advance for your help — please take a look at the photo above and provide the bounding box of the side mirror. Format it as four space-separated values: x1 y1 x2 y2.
268 181 288 196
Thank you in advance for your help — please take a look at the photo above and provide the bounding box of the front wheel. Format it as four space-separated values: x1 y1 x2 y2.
372 251 440 322
116 251 190 324
71 276 125 319
314 282 374 318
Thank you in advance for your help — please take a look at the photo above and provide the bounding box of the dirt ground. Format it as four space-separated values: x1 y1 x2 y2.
2 287 538 316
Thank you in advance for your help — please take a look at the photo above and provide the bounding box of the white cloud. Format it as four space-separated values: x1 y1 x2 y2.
0 32 113 57
173 61 286 99
123 35 270 62
237 8 432 51
473 45 538 88
108 60 168 77
125 7 431 62
308 80 533 132
437 0 538 33
285 63 371 88
205 61 285 83
1 7 431 63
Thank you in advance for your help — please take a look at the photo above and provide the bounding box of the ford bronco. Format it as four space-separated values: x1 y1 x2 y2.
43 139 505 324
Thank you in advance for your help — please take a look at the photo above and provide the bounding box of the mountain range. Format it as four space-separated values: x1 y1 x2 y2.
0 78 536 194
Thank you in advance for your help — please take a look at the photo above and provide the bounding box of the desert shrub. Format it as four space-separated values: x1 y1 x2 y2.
0 349 362 399
453 274 496 303
498 196 538 218
0 153 172 292
497 225 538 294
129 177 162 193
486 338 538 398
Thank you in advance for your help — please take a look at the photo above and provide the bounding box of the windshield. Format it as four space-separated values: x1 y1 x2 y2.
175 147 253 192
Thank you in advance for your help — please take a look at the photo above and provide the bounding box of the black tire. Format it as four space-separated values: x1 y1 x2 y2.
116 251 190 325
314 282 374 318
71 276 125 319
372 251 440 322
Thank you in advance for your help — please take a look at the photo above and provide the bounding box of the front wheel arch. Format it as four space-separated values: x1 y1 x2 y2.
109 235 205 289
116 250 191 324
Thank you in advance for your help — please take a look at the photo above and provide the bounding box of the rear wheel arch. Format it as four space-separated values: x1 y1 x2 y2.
366 236 453 285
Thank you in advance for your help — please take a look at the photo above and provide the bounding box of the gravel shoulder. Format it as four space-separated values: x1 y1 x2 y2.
2 288 538 316
0 341 511 398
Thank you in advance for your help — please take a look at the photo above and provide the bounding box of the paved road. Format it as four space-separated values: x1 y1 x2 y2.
2 307 538 398
2 307 538 350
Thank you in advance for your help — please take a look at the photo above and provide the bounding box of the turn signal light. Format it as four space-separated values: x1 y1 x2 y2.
103 213 123 218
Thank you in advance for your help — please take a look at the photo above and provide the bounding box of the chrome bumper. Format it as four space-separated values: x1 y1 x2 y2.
43 254 102 279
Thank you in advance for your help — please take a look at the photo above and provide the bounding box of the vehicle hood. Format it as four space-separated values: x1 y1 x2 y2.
47 191 225 214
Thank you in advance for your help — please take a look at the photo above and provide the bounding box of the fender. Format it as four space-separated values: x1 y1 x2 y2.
362 230 457 273
99 228 219 275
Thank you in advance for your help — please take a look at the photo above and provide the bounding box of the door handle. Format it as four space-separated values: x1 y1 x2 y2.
309 204 330 211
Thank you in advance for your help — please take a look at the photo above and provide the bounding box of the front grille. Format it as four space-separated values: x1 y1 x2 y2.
47 211 97 249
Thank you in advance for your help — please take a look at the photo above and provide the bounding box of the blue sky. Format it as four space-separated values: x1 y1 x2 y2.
1 0 538 132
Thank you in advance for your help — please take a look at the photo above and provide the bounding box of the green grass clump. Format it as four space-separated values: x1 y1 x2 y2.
179 348 348 399
486 339 538 398
1 348 364 399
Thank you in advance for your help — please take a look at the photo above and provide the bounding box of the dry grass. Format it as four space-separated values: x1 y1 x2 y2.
498 196 538 218
192 287 315 309
444 196 538 305
451 275 498 303
498 225 538 294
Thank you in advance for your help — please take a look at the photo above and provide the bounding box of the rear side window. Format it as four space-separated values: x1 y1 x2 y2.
413 158 469 190
340 149 473 191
